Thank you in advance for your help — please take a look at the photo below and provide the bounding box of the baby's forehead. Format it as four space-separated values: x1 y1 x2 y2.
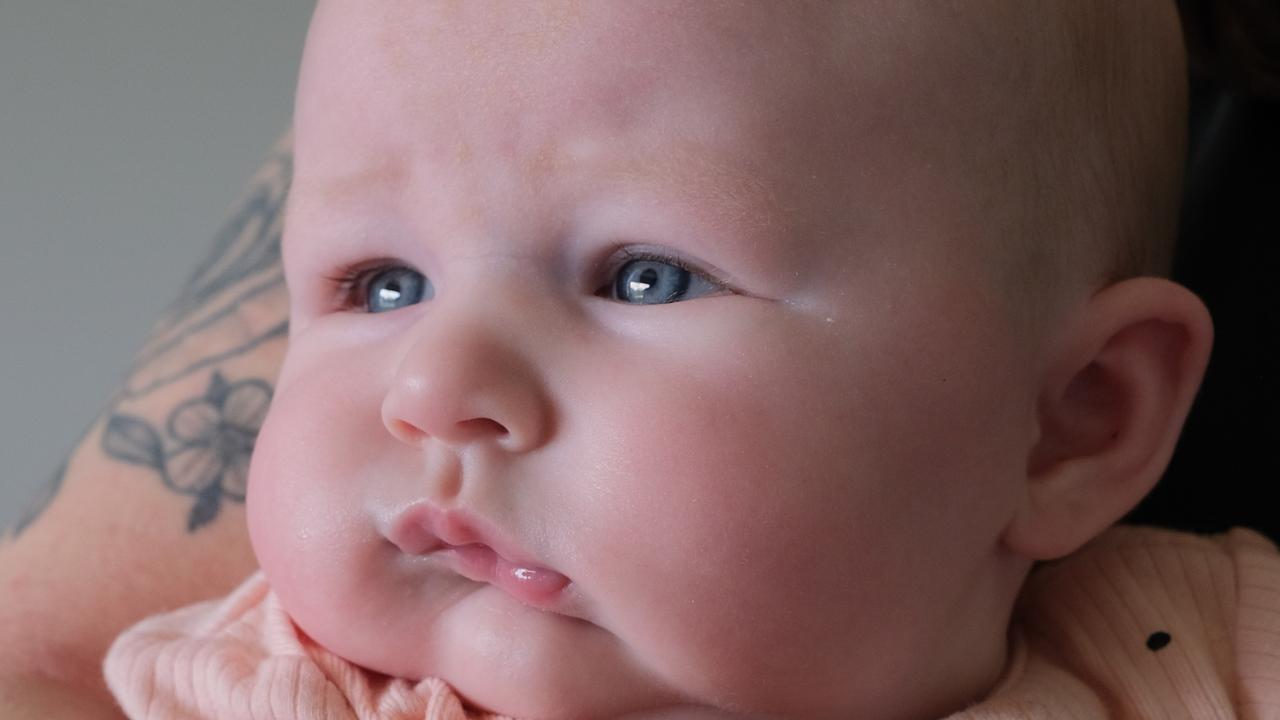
302 1 1026 137
298 1 1023 196
294 1 1102 283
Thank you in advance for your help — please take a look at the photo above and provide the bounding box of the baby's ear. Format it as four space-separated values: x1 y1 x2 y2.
1002 278 1213 561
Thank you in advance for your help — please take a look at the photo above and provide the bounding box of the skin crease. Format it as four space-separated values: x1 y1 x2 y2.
244 2 1157 718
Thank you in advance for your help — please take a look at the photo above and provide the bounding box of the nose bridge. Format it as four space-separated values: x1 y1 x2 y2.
436 254 563 357
380 261 557 454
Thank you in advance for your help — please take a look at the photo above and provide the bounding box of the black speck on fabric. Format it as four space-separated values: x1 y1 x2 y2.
1146 631 1172 651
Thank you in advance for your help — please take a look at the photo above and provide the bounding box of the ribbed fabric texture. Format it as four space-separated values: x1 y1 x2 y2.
104 526 1280 719
949 525 1280 719
103 574 509 719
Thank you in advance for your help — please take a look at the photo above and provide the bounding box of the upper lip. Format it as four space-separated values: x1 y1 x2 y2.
386 501 541 568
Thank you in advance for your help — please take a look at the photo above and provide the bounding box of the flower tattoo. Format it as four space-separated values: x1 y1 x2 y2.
103 372 272 531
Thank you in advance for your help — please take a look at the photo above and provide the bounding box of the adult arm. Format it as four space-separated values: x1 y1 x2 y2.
0 134 292 715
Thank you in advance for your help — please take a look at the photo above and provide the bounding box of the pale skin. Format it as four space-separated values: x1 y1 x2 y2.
250 1 1214 719
1 2 1213 719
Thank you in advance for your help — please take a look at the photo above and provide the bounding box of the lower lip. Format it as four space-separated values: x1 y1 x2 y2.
446 543 571 610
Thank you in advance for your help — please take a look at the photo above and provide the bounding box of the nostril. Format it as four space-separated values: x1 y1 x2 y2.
386 416 509 447
387 418 427 445
461 417 508 438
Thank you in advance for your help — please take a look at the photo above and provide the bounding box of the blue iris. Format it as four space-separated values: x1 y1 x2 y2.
613 259 694 305
367 267 432 313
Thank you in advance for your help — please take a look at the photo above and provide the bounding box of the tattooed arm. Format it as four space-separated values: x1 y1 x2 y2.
0 135 292 714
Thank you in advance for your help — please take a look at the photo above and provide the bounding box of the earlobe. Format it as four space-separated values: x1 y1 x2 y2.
1003 278 1214 561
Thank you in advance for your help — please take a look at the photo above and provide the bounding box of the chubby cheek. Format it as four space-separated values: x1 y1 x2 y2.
563 352 847 690
568 305 1024 708
246 349 392 644
573 390 869 704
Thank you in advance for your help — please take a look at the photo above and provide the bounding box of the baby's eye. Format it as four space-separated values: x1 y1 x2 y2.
365 266 432 313
334 264 434 313
607 253 723 305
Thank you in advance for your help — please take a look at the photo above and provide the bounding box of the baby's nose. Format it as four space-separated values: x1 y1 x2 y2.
380 303 552 454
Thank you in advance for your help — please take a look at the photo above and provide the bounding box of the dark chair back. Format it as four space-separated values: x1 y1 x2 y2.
1124 23 1280 541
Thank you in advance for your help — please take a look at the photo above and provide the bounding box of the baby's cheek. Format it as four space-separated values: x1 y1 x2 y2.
600 527 850 710
567 394 903 710
247 396 361 606
246 408 308 592
582 475 845 697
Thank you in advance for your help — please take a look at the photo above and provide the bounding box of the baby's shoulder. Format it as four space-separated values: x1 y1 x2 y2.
1080 523 1280 561
1023 524 1280 627
987 525 1280 719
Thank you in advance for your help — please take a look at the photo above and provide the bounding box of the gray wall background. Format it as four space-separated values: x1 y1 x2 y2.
0 2 314 529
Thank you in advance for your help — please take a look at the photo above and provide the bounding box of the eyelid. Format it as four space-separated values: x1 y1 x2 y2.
324 257 410 313
604 246 735 295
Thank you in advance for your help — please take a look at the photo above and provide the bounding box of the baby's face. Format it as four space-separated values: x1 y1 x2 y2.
251 2 1041 717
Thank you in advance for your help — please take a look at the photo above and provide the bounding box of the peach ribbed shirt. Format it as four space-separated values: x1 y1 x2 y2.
105 526 1280 719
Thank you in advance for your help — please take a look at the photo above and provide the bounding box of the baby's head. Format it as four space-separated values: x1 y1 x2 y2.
249 2 1213 717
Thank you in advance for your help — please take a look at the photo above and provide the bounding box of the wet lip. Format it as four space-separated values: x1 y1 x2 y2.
386 503 572 612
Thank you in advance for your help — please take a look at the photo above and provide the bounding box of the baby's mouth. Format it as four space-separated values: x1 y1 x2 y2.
386 503 571 612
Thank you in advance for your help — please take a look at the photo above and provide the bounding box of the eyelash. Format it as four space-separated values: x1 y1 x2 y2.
324 248 728 312
608 247 729 296
325 258 404 312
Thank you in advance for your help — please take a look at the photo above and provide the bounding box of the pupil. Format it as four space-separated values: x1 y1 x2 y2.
628 267 659 297
378 282 403 303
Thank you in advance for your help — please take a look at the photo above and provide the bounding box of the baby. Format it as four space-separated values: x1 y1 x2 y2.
103 1 1280 718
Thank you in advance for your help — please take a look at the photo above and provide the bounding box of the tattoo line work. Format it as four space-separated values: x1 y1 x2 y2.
121 147 292 400
98 140 291 533
104 372 272 532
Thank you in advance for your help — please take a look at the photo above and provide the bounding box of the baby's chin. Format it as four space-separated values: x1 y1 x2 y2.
423 593 658 718
279 575 687 718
